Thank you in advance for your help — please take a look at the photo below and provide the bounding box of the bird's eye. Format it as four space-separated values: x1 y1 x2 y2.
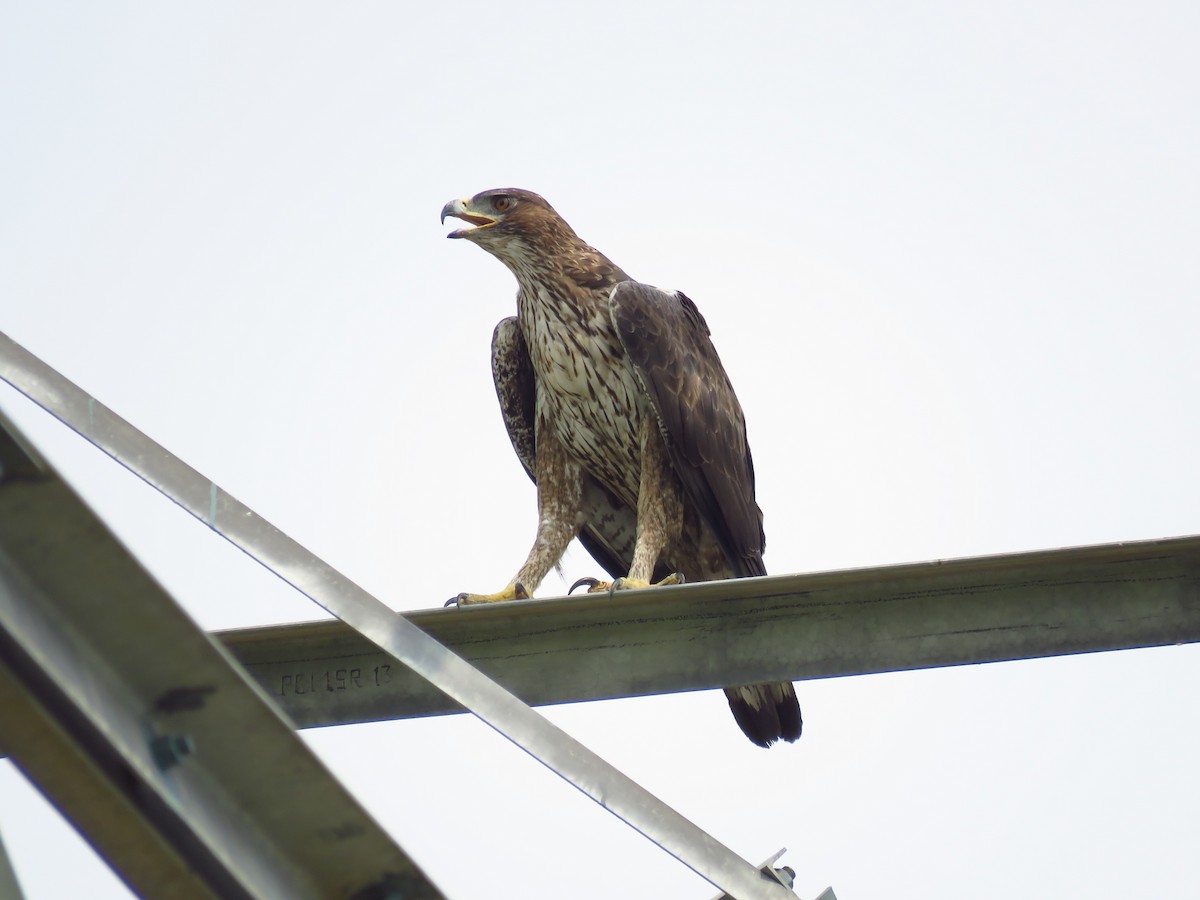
493 196 512 212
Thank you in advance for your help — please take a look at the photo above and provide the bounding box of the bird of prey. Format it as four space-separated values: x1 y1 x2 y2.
441 188 801 748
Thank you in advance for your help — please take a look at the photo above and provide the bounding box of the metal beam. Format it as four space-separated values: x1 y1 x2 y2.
1 329 795 899
218 534 1200 727
0 411 445 900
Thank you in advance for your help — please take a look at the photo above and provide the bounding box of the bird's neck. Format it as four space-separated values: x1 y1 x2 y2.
499 238 628 297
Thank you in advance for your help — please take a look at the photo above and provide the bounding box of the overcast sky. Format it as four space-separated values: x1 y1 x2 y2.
3 3 1199 898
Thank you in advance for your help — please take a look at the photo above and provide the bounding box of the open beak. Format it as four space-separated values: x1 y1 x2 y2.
441 198 497 239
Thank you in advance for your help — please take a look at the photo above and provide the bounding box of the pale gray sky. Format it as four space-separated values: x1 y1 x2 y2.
2 3 1199 898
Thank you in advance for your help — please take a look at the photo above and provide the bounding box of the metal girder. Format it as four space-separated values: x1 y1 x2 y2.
1 331 796 899
217 534 1200 726
0 411 445 900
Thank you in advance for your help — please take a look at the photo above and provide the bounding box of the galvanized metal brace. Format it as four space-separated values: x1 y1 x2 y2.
0 329 795 899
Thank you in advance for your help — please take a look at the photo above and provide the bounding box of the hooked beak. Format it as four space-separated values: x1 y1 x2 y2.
441 198 497 239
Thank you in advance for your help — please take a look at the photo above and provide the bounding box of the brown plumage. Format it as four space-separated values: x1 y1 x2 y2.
442 188 801 748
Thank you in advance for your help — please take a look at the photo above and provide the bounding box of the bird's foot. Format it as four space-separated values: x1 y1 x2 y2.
446 582 530 607
568 572 685 596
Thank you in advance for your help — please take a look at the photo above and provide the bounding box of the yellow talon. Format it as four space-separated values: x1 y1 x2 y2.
447 582 530 607
617 572 685 591
568 572 685 596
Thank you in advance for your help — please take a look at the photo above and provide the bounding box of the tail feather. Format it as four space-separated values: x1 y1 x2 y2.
724 682 802 748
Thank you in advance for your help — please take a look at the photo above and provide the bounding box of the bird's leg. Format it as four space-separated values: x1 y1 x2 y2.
450 429 583 606
576 419 685 595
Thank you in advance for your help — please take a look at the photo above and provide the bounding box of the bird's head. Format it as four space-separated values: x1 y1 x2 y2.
441 188 580 270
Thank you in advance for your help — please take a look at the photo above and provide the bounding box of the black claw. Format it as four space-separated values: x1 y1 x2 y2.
445 593 465 608
569 576 601 594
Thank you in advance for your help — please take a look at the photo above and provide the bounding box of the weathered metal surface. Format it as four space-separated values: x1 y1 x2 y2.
220 534 1200 726
0 409 446 900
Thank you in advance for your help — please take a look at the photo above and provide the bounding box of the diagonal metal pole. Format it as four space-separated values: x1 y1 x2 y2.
0 330 792 900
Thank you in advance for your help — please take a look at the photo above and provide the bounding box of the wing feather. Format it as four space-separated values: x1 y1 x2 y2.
609 282 766 577
491 317 537 478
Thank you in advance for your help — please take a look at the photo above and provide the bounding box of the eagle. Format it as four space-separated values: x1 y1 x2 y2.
441 188 801 748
